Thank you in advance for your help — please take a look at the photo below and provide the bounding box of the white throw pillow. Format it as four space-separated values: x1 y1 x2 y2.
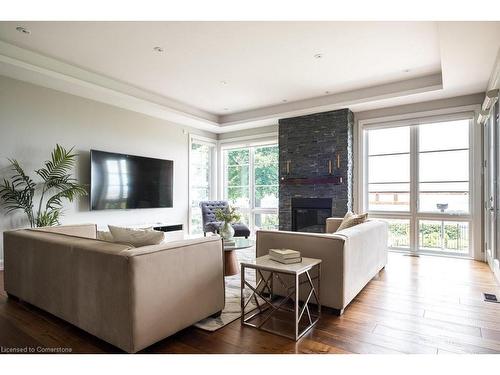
108 225 164 247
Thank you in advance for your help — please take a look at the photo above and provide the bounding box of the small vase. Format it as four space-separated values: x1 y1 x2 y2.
220 222 235 240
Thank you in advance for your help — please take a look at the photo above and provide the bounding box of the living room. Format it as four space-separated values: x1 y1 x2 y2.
1 1 500 373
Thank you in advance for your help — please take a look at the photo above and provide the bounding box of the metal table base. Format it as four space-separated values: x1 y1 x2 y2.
241 261 321 341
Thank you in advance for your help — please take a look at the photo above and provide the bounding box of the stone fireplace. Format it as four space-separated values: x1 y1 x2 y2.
279 109 354 232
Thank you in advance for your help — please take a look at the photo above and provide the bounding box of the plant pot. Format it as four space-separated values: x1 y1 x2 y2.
220 222 235 240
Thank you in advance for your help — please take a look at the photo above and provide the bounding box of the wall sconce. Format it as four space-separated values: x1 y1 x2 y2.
336 152 341 169
328 159 333 175
286 160 291 175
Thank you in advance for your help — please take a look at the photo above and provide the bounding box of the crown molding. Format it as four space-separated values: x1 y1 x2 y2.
0 40 445 134
217 73 443 129
0 40 221 132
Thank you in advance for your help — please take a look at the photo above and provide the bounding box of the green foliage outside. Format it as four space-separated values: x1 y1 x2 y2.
227 146 278 207
388 222 410 247
387 221 468 252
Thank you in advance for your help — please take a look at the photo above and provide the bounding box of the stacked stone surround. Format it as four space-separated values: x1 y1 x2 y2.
278 109 354 231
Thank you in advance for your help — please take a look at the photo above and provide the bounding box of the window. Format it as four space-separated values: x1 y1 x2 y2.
189 137 216 235
418 120 470 214
418 220 469 254
223 143 279 234
364 117 473 256
367 127 410 212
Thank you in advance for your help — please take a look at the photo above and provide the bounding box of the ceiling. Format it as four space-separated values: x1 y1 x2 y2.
0 21 499 133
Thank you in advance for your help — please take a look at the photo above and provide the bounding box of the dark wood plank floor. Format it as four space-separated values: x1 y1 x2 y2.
1 252 499 354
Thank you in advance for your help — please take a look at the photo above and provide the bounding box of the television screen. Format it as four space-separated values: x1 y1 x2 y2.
90 150 173 210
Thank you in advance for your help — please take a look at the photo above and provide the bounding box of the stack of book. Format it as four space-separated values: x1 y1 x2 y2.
269 248 302 264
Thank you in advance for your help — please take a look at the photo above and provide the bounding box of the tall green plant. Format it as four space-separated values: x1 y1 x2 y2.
0 144 87 227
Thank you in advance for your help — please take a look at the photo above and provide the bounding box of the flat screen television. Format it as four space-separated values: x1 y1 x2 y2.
90 150 173 210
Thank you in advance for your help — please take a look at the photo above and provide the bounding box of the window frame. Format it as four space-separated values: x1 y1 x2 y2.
188 134 217 235
357 108 481 259
219 137 279 234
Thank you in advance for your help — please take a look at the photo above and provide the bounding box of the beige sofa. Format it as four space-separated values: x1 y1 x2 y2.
256 218 388 314
3 224 225 353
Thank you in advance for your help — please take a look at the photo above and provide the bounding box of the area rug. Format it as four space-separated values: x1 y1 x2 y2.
194 246 263 331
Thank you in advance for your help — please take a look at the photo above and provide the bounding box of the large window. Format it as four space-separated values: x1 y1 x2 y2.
364 117 473 256
224 144 279 233
189 137 216 235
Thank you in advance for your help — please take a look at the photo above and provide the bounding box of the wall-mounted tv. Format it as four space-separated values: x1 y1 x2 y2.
90 150 173 210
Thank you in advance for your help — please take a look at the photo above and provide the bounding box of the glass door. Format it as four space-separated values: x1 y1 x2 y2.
223 144 279 234
416 120 471 255
484 101 499 263
364 117 474 257
189 137 216 235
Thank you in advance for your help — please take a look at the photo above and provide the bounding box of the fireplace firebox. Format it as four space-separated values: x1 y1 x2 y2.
291 198 333 233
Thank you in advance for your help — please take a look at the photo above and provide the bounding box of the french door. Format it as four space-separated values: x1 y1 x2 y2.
484 101 499 266
222 143 279 234
363 116 474 257
189 136 217 235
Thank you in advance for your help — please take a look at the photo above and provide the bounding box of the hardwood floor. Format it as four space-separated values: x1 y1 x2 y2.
1 252 499 354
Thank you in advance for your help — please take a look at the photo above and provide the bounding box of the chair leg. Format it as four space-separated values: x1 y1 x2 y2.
204 232 206 237
6 292 19 301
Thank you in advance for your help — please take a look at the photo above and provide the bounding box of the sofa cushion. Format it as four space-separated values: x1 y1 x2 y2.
337 212 368 231
108 225 164 247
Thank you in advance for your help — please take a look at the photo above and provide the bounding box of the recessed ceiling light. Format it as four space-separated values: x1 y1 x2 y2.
16 26 31 35
220 81 228 85
313 53 323 59
223 107 229 111
153 46 164 53
325 91 330 95
282 99 288 103
403 69 411 73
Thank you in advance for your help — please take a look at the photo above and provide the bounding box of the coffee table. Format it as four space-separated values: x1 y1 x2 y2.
223 238 254 276
240 255 321 341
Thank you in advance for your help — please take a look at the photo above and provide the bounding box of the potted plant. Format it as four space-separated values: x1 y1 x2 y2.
0 144 88 227
214 205 241 240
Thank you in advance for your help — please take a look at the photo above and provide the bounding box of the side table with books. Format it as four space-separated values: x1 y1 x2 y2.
240 248 321 341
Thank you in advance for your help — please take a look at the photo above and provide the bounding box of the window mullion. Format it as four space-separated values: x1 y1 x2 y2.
410 125 418 253
250 147 255 231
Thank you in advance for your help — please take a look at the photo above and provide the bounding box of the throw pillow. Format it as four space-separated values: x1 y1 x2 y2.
108 225 164 247
336 212 368 231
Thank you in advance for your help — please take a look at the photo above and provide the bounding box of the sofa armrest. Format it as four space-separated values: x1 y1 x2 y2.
335 220 388 307
127 236 225 352
325 217 343 233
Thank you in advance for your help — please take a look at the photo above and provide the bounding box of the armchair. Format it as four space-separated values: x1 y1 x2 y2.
199 200 250 238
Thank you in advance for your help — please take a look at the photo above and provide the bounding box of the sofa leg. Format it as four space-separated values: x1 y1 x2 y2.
211 310 222 318
6 292 19 301
332 308 344 316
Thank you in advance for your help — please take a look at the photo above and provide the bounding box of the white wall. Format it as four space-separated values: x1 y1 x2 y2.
0 75 216 265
